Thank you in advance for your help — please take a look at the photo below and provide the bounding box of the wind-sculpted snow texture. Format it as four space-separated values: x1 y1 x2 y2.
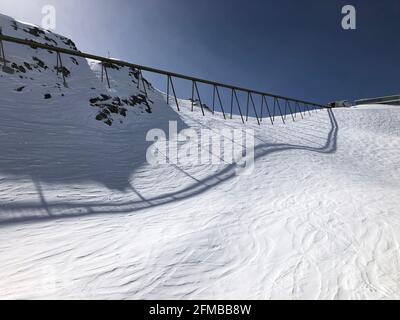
1 14 400 299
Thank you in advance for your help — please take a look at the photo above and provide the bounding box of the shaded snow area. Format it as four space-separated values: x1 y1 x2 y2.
1 14 400 300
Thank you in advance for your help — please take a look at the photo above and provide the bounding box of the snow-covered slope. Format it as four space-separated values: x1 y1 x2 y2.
1 14 400 300
0 13 155 127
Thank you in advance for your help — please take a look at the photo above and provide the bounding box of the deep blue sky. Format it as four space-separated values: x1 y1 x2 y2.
1 0 399 104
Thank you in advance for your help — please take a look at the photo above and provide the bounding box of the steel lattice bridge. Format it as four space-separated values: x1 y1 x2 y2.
0 33 326 125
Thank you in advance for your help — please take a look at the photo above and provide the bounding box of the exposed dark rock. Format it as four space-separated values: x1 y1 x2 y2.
91 91 153 126
23 26 45 37
95 112 113 126
129 94 152 113
15 86 25 92
119 108 127 117
11 63 26 73
90 98 100 105
107 105 119 114
190 99 211 112
90 94 112 105
70 57 79 65
44 94 52 99
32 56 48 70
112 97 122 106
61 38 78 51
24 62 32 70
96 112 108 121
11 21 18 31
44 36 57 46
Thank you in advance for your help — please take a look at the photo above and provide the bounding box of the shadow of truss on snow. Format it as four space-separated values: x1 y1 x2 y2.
0 109 338 226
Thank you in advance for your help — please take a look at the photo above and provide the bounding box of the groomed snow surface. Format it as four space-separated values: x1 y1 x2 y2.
1 14 400 300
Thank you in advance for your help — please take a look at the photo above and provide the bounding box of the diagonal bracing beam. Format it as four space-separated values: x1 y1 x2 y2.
286 100 295 122
137 69 148 97
295 101 304 119
232 89 245 124
193 81 205 116
248 92 261 125
274 98 286 124
56 51 68 87
166 75 180 111
213 85 226 120
261 95 274 125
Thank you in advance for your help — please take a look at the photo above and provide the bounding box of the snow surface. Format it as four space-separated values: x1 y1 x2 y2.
1 14 400 300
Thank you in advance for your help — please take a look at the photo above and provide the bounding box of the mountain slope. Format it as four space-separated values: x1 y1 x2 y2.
1 14 400 299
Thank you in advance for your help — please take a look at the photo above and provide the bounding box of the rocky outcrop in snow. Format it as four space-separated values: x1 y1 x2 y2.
0 13 154 126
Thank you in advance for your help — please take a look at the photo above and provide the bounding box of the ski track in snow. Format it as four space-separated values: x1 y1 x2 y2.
1 13 400 300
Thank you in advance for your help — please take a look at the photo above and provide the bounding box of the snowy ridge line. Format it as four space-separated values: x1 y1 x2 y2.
0 33 325 110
